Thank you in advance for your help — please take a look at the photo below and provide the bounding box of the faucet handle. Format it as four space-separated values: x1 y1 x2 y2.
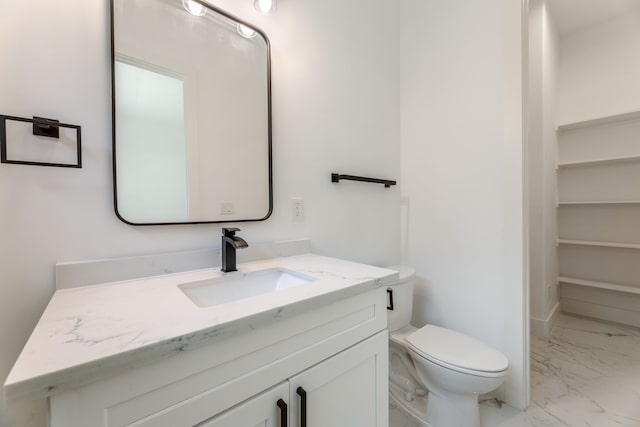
222 227 241 237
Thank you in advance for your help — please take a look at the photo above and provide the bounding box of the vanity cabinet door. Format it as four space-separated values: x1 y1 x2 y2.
196 382 289 427
289 331 388 427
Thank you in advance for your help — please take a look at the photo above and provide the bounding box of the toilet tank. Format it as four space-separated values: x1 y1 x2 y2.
386 265 416 332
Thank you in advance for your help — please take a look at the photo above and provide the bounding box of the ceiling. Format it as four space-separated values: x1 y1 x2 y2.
546 0 640 36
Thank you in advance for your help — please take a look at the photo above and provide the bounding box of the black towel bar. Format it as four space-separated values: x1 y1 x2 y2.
331 173 396 188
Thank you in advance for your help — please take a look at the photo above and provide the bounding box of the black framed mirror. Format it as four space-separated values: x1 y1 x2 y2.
110 0 272 225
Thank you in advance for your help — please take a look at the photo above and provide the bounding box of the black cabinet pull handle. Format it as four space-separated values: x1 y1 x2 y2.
277 399 287 427
387 288 394 310
296 387 307 427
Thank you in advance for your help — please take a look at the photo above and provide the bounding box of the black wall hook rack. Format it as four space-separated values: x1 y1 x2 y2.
331 173 396 188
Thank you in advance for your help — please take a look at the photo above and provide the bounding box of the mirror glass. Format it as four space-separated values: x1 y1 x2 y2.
111 0 272 224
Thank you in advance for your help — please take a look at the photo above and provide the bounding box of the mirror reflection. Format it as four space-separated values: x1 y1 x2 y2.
112 0 272 224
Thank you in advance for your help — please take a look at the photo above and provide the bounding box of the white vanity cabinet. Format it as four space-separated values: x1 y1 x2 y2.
47 288 389 427
200 331 386 427
288 331 387 427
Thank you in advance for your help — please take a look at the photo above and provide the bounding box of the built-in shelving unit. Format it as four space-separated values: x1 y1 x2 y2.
558 155 640 169
558 276 640 296
557 110 640 328
556 110 640 132
558 200 640 206
557 239 640 250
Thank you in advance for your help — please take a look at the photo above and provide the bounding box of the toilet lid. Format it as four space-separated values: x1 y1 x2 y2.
406 325 509 374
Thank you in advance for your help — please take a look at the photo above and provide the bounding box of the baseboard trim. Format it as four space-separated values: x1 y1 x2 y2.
560 283 640 328
561 298 640 329
531 301 560 337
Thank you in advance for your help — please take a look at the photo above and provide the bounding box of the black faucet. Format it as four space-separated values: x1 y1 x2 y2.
221 227 248 273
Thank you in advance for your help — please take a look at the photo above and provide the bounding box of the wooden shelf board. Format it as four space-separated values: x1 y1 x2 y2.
558 239 640 250
558 200 640 206
558 155 640 169
558 276 640 295
557 110 640 132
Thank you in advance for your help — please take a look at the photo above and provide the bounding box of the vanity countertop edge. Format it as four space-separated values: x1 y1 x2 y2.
4 254 398 401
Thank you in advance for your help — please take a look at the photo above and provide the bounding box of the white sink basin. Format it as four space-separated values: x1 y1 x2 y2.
179 268 318 307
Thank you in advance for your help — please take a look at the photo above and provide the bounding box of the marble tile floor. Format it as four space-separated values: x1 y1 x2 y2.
390 313 640 426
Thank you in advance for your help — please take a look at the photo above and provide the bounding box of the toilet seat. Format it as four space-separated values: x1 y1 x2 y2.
406 325 509 378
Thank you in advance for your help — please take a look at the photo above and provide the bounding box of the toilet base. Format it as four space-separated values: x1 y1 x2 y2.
426 389 480 427
389 382 430 427
390 382 482 427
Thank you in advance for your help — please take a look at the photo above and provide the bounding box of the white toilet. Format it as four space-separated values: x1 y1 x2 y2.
387 266 509 427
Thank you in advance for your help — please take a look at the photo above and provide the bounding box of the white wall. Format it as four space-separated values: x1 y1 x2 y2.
528 0 559 337
528 0 544 329
558 7 640 124
0 1 400 425
400 0 527 409
541 3 560 325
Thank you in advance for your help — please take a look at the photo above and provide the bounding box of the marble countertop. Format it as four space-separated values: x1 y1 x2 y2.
4 254 397 401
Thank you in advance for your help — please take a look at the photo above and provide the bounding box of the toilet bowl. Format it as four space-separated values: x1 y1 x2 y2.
386 266 509 427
